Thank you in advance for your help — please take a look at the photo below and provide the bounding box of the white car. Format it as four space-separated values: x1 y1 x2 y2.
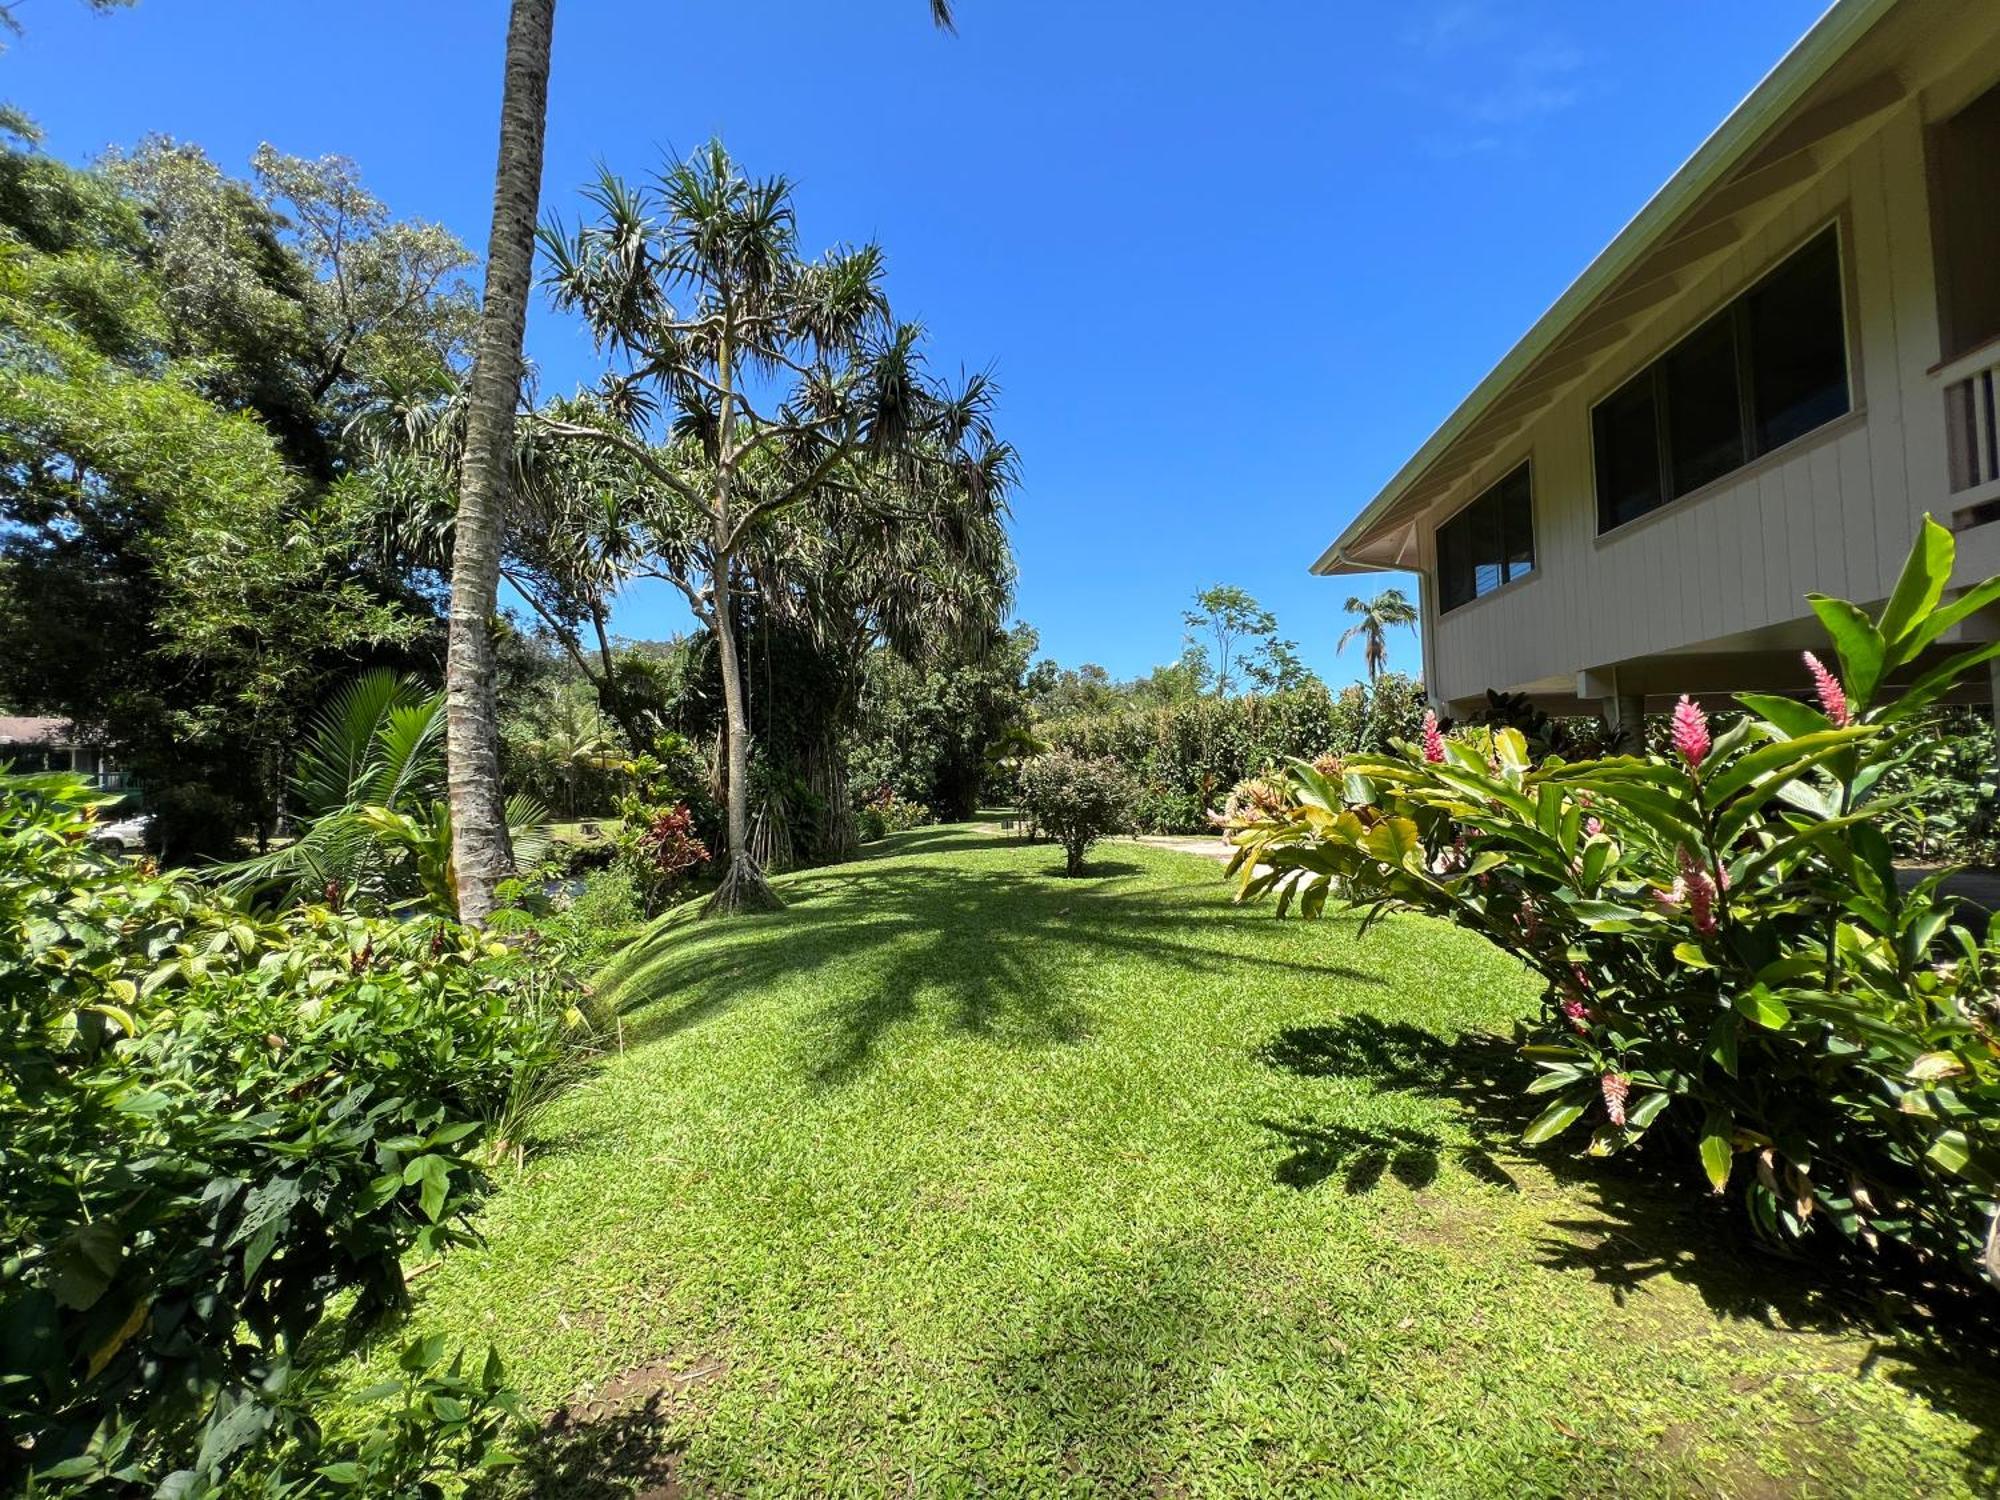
91 814 152 853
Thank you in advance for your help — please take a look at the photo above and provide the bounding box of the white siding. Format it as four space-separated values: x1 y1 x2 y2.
1424 101 1951 706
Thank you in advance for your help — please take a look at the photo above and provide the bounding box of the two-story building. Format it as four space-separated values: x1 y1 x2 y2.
1315 0 2000 729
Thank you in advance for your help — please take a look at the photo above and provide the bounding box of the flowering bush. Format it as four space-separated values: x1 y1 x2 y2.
1224 518 2000 1284
1018 750 1135 876
1 773 552 1492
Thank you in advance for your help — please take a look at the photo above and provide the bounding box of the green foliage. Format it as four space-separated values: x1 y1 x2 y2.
1017 750 1134 876
849 624 1038 820
856 786 930 842
1039 675 1428 834
0 137 463 853
1180 585 1307 697
1225 519 2000 1283
1876 707 1998 863
0 773 555 1491
226 671 550 916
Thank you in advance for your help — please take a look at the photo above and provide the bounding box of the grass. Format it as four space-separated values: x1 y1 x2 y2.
391 828 2000 1497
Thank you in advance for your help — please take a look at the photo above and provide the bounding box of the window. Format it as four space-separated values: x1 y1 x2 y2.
1592 227 1849 533
1438 464 1533 613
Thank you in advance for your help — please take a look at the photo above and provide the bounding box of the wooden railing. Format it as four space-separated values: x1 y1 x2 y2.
1943 340 2000 495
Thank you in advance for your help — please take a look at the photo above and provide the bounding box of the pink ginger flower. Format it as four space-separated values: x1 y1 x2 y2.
1584 816 1603 838
1420 710 1446 764
1601 1073 1631 1127
1671 695 1711 770
1560 995 1593 1035
1803 652 1852 727
1673 845 1718 935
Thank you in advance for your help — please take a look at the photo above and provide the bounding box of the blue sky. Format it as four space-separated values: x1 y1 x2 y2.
11 0 1831 687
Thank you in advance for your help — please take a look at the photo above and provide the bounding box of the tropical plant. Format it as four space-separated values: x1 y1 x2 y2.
0 772 550 1492
1018 750 1134 876
1225 518 2000 1284
226 670 548 915
445 0 963 926
536 140 997 913
1336 587 1418 682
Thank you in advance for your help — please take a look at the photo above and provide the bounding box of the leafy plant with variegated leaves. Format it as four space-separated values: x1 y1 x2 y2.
1224 517 2000 1285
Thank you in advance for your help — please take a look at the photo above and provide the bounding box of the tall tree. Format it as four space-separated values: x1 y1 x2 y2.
445 0 556 925
1337 587 1419 682
1182 584 1287 697
538 142 992 913
443 0 959 924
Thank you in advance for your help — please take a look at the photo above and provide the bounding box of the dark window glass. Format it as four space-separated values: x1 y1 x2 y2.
1469 487 1504 597
1592 227 1849 533
1748 229 1848 453
1436 464 1533 614
1662 310 1745 495
1438 513 1471 613
1501 467 1535 580
1594 375 1663 531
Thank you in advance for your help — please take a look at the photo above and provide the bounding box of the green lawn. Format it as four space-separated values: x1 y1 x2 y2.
400 829 1999 1497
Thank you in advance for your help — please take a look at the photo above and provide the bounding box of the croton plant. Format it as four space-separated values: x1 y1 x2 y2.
1224 517 2000 1282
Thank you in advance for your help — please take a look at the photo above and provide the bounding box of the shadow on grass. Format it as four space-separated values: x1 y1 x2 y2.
1257 1012 2000 1475
475 1397 686 1499
594 850 1381 1088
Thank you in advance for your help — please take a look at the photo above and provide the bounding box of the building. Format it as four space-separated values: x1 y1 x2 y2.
0 716 127 792
1315 0 2000 728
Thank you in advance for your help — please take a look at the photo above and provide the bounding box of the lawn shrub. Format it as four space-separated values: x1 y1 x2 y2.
1018 750 1134 876
1224 519 2000 1285
0 773 560 1493
1039 676 1426 834
857 785 930 842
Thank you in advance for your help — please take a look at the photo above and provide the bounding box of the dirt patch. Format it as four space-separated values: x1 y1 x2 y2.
509 1356 728 1499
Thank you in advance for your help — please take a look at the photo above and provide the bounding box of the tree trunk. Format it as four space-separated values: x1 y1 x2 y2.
446 0 555 926
703 552 781 915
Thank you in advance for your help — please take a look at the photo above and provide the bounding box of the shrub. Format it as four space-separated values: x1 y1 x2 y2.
610 802 711 917
1018 750 1134 876
1 773 555 1492
1223 519 2000 1285
856 785 930 843
1037 676 1427 835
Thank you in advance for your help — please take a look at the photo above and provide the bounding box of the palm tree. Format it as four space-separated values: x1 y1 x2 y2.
446 0 556 927
444 0 961 926
1337 588 1419 682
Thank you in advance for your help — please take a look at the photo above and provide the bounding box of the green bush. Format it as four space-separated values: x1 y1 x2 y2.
856 786 930 843
1224 519 2000 1285
1 773 557 1492
1018 751 1134 877
1038 676 1426 834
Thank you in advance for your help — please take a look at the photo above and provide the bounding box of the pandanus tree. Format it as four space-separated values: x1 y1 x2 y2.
536 141 993 913
443 1 961 926
746 414 1019 853
1338 587 1419 682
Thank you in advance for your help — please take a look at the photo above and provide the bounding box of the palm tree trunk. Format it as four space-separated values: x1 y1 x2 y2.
445 0 555 926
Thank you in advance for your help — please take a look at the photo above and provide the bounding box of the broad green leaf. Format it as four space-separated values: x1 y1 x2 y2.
1523 1094 1587 1145
1876 513 1953 653
1807 594 1886 707
1904 572 2000 656
1733 986 1791 1030
1699 1107 1734 1192
1704 727 1873 806
1734 692 1830 742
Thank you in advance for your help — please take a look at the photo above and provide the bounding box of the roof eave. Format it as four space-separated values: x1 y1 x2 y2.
1316 0 1897 569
